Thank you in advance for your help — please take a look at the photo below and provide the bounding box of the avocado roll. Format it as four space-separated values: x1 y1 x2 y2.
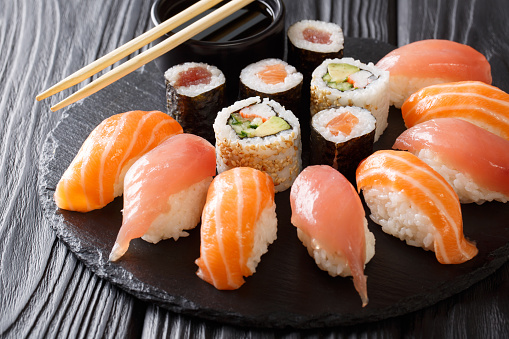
310 58 390 141
287 20 344 83
239 58 303 118
165 62 226 144
310 106 375 182
214 96 302 192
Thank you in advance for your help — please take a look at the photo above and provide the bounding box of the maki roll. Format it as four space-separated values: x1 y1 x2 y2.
310 106 375 181
214 96 301 192
165 62 226 144
287 20 344 82
310 57 390 141
239 58 303 118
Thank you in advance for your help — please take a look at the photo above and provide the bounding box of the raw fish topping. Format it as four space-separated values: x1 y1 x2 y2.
256 64 288 85
326 111 359 136
175 66 212 87
302 27 332 44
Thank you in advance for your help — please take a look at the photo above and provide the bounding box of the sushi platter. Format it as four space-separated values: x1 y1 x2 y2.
38 37 509 328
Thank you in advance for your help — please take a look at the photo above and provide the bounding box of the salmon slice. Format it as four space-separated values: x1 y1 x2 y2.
290 165 374 307
54 110 183 212
302 27 332 44
356 150 478 264
195 167 277 290
109 134 216 261
174 66 212 87
256 64 288 85
326 111 359 136
393 118 509 201
401 81 509 141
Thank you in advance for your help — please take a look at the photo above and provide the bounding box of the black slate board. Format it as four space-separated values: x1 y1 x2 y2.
38 38 509 329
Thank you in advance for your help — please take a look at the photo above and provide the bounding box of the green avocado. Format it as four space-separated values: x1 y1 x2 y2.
327 63 360 83
253 116 291 137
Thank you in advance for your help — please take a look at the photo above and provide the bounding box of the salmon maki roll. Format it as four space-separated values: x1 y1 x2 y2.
109 134 216 262
401 81 509 141
195 167 277 290
54 110 183 212
239 58 303 117
356 150 478 265
290 165 375 307
376 39 492 108
393 118 509 204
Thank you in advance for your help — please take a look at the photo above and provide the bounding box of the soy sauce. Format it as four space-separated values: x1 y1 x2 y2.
162 1 274 43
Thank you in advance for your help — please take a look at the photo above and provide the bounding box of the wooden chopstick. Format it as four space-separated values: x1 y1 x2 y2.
37 0 225 102
50 0 254 112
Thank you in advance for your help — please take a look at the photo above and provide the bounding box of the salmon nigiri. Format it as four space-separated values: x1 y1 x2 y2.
393 118 509 204
109 134 216 262
356 150 478 265
54 110 183 212
195 167 277 290
376 39 492 108
290 165 375 307
401 81 509 141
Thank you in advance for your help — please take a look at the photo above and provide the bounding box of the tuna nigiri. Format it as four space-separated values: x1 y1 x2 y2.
109 134 216 262
401 81 509 141
356 150 478 264
290 165 375 307
195 167 277 290
393 118 509 204
376 39 492 108
54 110 183 212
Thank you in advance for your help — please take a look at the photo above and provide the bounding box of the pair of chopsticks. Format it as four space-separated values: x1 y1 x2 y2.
37 0 254 112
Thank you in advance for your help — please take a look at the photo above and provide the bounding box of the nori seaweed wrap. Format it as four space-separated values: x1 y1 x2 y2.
165 62 226 144
310 106 375 182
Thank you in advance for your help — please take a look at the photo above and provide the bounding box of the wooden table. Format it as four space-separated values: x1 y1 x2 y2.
1 0 508 337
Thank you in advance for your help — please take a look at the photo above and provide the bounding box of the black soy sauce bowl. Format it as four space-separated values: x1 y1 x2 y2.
150 0 286 102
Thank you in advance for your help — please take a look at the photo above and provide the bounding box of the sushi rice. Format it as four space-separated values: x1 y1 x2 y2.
141 177 213 243
362 186 435 250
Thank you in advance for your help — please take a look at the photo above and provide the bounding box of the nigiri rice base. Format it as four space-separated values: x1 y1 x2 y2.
389 76 445 108
246 202 278 274
362 186 435 251
141 177 213 244
417 149 509 204
296 219 375 277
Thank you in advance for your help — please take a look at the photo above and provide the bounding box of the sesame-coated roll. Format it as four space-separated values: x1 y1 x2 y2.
214 97 302 192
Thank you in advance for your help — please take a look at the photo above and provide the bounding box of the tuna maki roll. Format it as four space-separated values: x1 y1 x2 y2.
165 62 226 144
310 58 390 141
287 20 344 82
239 58 303 118
214 96 302 192
310 106 375 182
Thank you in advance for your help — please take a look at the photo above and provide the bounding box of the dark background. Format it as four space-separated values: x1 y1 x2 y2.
1 0 508 337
